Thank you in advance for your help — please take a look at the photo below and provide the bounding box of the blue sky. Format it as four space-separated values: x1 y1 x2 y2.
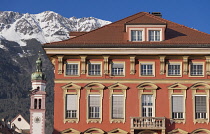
1 0 210 34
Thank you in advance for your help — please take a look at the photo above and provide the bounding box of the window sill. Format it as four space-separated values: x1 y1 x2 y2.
189 75 205 77
194 118 208 124
139 75 155 77
64 118 78 123
110 118 125 123
173 119 185 124
87 118 101 123
166 75 182 77
64 75 80 77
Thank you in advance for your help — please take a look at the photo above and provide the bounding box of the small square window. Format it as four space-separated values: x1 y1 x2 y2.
168 63 181 76
131 30 142 41
66 63 79 75
111 63 124 76
141 64 153 76
88 63 101 76
190 63 203 76
149 30 160 41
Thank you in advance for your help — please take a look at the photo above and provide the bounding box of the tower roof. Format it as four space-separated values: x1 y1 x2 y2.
31 53 46 81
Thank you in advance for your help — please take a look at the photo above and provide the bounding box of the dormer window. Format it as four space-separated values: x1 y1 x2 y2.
126 25 166 42
149 30 160 41
131 30 142 41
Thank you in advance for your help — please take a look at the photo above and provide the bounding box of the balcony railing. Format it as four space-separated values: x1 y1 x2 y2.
131 117 165 130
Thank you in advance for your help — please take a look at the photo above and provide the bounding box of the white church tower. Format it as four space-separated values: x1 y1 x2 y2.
30 54 46 134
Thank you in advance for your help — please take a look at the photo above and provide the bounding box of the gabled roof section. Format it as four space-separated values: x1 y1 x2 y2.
125 13 166 24
43 12 210 48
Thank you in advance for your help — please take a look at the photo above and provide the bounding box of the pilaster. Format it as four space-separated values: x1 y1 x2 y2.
103 55 109 75
183 56 189 75
130 55 136 74
205 56 210 75
57 55 64 74
80 55 87 74
159 56 166 74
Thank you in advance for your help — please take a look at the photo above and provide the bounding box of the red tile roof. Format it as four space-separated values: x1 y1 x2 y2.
69 32 88 37
43 12 210 47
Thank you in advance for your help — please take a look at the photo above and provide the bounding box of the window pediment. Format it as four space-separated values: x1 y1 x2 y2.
190 82 210 90
191 128 210 134
60 128 80 134
84 128 105 134
108 83 128 90
85 82 105 90
107 128 128 134
62 83 81 90
137 82 158 90
168 128 188 134
168 83 188 90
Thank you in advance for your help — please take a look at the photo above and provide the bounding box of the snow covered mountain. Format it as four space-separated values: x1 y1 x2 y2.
0 11 111 46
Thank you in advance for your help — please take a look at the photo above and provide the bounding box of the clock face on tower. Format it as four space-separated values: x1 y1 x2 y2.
34 117 41 123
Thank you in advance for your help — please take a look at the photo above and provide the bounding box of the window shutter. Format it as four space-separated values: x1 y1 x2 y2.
66 94 77 110
172 96 183 112
112 63 124 68
112 95 124 118
195 96 206 113
89 95 100 107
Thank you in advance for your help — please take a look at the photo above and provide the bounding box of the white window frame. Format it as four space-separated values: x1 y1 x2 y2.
111 94 124 119
88 94 101 119
85 82 105 123
141 94 153 117
139 62 155 77
195 95 207 119
64 61 80 77
62 83 81 123
129 28 145 42
171 95 184 119
166 62 182 77
189 62 204 77
111 62 125 76
87 61 102 77
66 94 78 119
147 28 163 41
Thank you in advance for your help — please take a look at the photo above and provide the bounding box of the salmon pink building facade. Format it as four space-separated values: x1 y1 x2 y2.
43 12 210 134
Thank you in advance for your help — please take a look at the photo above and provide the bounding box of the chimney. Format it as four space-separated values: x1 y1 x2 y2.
151 12 162 18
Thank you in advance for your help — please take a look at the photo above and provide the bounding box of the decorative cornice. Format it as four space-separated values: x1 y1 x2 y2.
44 48 210 55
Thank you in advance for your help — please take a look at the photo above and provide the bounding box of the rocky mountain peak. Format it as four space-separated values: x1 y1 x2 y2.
0 11 111 46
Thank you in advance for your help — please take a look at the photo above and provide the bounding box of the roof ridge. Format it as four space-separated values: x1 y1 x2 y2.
146 12 210 36
125 13 147 23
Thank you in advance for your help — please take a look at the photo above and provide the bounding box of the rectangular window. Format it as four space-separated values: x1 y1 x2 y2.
195 96 207 119
149 30 160 41
112 95 124 119
111 63 124 76
131 30 142 41
89 95 100 119
66 63 78 75
66 94 78 118
88 63 101 76
142 95 153 117
191 63 203 76
141 64 153 76
172 96 184 119
168 63 181 76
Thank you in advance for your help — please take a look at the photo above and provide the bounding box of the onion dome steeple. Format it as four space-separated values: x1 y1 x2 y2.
31 52 46 81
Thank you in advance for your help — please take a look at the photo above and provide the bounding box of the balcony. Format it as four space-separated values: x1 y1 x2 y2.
131 117 165 130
